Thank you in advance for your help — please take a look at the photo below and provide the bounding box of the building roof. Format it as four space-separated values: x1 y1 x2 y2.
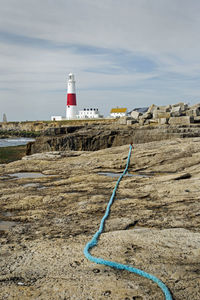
110 108 127 113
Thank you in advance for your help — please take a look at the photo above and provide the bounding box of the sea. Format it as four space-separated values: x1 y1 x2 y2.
0 138 35 148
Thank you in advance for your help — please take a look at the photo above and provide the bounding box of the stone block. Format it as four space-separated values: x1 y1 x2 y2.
171 106 181 113
169 116 194 125
171 111 183 117
131 111 141 120
118 116 131 125
157 105 171 112
182 103 188 111
140 112 152 120
190 103 200 110
139 119 145 126
186 110 193 117
172 102 185 108
159 118 169 125
118 118 127 125
186 108 200 117
194 116 200 123
149 119 159 124
153 111 171 119
127 119 137 125
172 102 188 112
147 104 157 114
166 104 172 111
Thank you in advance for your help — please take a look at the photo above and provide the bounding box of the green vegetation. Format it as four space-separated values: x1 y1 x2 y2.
0 145 26 164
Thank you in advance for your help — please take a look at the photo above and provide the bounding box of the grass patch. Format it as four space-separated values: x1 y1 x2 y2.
0 145 26 164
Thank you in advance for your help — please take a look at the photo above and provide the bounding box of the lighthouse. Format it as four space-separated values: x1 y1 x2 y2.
66 73 77 119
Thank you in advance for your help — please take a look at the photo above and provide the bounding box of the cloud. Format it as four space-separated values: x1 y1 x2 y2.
0 0 200 121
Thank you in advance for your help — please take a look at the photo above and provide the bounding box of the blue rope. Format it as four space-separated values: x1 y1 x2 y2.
84 145 173 300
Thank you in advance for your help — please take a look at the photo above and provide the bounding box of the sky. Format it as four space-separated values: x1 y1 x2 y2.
1 0 200 121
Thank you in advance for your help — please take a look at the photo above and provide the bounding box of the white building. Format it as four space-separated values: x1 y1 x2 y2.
110 108 127 118
77 108 103 119
51 116 64 121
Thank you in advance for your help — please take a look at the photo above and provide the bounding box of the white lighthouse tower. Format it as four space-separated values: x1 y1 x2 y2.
66 73 77 119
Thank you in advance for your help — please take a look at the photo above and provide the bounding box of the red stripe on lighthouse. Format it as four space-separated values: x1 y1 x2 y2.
67 93 76 106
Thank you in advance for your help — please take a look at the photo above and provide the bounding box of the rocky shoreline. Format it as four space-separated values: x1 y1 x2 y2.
22 102 200 155
0 137 200 299
27 122 200 154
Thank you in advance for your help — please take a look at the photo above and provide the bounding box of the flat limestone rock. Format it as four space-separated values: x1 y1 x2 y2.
0 137 200 299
